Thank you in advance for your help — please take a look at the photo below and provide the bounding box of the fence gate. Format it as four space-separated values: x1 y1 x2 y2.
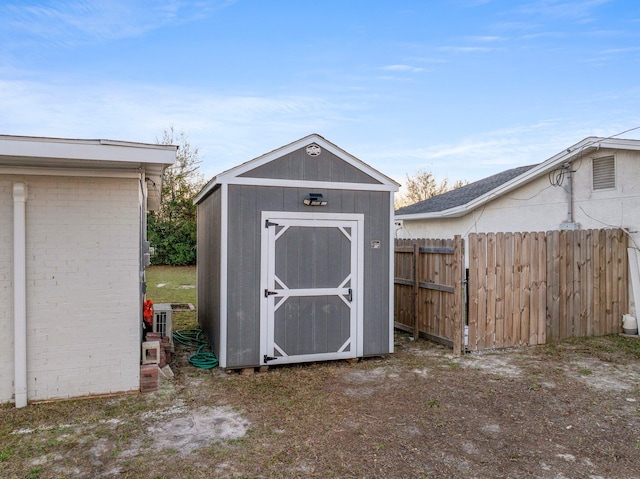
466 229 629 351
394 237 465 354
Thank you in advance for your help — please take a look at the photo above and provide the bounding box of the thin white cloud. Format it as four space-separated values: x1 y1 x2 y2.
381 64 425 73
438 46 500 53
359 118 640 185
1 0 234 44
520 31 567 40
517 0 611 22
466 35 507 42
0 76 354 177
3 73 639 186
598 46 640 54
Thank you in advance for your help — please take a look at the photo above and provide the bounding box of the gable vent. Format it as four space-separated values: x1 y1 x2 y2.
592 156 615 190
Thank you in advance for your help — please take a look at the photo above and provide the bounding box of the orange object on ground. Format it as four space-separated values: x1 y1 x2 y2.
143 299 154 326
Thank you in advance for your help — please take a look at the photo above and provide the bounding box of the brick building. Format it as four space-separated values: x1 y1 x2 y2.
0 135 175 406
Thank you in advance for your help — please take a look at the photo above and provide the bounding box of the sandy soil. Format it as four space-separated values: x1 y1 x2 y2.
4 332 639 478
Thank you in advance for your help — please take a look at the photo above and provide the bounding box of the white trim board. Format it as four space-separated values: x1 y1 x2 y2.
222 176 398 192
0 135 177 164
0 166 143 178
219 183 229 368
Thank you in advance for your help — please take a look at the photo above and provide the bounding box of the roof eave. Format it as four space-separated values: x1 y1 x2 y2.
395 136 617 220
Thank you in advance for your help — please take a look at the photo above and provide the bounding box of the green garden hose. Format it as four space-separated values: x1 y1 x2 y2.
189 344 219 369
172 328 219 369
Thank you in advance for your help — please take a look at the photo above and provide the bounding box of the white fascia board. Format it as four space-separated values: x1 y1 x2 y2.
596 137 640 151
224 176 398 192
0 166 143 178
309 135 400 187
0 135 177 166
396 137 615 221
194 133 399 203
193 177 218 204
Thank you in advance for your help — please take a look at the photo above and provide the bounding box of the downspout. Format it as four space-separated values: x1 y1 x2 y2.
140 171 147 291
139 172 148 340
13 182 28 408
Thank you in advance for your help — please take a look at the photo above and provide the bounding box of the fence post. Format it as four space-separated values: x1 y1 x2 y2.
413 242 420 339
453 235 464 355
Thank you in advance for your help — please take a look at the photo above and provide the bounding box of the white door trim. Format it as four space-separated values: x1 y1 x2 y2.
260 211 364 365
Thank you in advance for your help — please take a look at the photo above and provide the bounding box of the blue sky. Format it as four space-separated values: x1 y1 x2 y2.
1 0 640 187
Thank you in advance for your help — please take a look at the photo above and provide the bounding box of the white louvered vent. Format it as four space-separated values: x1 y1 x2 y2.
152 303 173 338
592 156 615 190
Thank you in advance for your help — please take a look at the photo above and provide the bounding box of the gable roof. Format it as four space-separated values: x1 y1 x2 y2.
395 136 640 220
194 133 400 204
395 164 537 216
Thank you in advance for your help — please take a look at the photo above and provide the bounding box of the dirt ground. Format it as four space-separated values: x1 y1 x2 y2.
2 332 639 478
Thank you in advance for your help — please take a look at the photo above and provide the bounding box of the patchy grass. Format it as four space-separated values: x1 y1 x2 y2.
2 266 639 478
146 265 197 329
549 335 640 363
2 330 639 478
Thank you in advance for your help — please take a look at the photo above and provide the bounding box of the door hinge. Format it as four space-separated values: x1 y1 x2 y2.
265 219 279 228
263 354 277 363
264 289 278 298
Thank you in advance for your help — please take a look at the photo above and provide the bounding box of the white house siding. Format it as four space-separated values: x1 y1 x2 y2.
397 176 569 241
0 175 141 403
397 148 640 250
0 180 14 402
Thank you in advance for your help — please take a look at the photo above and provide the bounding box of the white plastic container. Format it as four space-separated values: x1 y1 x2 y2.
622 314 638 335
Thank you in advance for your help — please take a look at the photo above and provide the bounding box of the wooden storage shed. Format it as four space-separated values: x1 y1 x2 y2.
195 134 399 369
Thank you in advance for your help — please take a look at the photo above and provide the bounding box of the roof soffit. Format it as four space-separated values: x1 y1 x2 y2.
0 135 177 169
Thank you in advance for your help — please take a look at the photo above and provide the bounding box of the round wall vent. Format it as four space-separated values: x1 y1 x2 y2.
306 144 321 157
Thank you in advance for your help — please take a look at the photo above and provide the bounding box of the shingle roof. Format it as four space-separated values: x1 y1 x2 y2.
395 164 538 215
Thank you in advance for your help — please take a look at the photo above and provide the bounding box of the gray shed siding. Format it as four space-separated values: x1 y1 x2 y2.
239 147 382 184
196 186 222 358
225 185 391 368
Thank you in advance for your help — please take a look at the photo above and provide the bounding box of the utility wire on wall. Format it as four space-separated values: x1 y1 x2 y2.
549 124 640 189
579 206 640 251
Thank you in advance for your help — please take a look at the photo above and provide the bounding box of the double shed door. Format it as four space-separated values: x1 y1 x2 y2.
260 212 364 366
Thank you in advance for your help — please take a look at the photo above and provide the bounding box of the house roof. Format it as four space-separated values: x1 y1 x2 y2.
395 136 640 220
194 133 400 204
395 164 537 216
0 134 177 209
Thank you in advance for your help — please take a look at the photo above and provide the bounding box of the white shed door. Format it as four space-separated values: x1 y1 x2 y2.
260 213 363 366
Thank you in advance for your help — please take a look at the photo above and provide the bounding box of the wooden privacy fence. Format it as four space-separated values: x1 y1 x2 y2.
394 228 629 354
467 229 628 351
394 237 465 354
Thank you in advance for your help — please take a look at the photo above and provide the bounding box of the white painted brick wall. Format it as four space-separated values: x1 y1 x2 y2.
1 175 143 402
0 179 15 402
399 149 640 248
